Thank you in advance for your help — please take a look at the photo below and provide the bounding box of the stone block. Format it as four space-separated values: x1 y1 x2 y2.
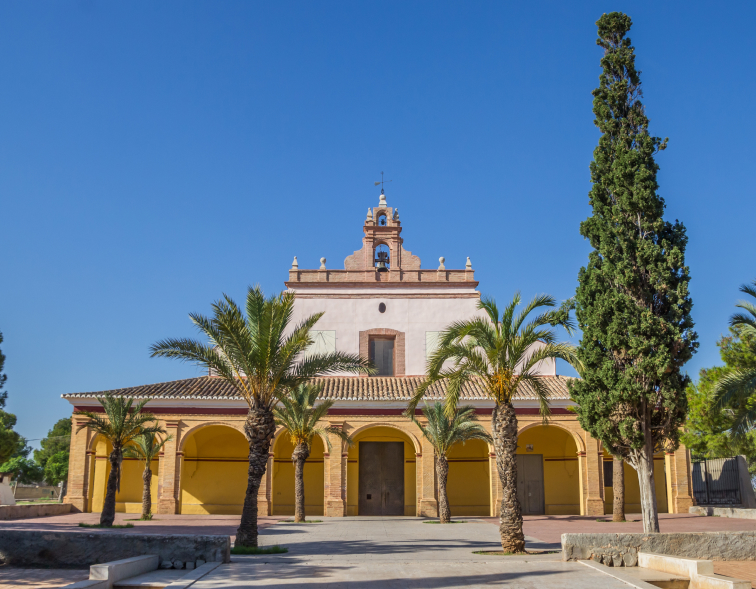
196 559 206 567
161 560 173 569
185 562 195 570
172 560 184 569
90 555 159 586
0 530 231 567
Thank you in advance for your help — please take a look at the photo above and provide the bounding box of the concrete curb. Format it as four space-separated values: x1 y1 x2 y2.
577 560 659 589
165 562 223 588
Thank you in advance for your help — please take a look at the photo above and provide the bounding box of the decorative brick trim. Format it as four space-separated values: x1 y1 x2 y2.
359 328 406 376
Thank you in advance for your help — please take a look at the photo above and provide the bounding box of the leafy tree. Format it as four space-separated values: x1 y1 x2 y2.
273 383 351 523
151 287 372 546
124 432 173 520
34 418 72 475
0 456 44 484
569 12 697 534
412 403 492 523
44 451 70 489
713 281 756 437
407 293 579 553
75 394 163 526
0 410 25 466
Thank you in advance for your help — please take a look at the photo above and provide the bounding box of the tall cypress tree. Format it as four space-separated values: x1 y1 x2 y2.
569 12 697 533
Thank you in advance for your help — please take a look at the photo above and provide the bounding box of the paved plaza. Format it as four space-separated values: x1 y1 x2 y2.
2 513 756 587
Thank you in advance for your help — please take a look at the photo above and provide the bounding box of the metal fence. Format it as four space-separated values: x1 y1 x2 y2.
692 457 742 505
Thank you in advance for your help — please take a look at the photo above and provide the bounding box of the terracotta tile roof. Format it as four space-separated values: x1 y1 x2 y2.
62 375 574 402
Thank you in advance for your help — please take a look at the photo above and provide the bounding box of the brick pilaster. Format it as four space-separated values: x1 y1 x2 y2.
257 453 273 516
666 444 694 513
157 420 181 514
324 424 347 516
64 418 91 513
583 434 605 516
417 438 438 517
489 452 503 517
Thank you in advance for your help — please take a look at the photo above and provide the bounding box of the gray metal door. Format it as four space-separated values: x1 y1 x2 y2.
517 454 545 515
358 442 405 516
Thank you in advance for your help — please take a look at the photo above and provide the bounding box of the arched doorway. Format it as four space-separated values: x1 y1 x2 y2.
271 433 325 516
602 448 668 514
517 425 581 515
87 435 159 514
347 426 417 516
447 439 490 516
180 425 248 515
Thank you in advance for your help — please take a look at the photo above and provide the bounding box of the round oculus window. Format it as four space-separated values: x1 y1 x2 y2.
378 302 386 313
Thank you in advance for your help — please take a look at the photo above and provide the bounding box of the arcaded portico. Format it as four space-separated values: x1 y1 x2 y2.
63 191 696 518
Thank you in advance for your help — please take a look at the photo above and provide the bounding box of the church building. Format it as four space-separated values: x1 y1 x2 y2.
63 191 695 518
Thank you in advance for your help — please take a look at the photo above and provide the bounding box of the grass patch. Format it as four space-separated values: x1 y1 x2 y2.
423 520 467 524
231 545 288 555
595 518 639 523
78 523 134 529
124 517 159 521
279 520 322 523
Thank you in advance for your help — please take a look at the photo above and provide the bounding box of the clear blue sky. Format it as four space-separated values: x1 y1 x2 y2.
1 2 754 447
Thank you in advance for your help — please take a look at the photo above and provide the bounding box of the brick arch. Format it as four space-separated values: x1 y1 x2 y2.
359 328 406 376
517 421 585 454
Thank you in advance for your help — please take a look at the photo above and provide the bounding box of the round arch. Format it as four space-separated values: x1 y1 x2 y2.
348 422 422 454
518 421 585 454
178 421 246 453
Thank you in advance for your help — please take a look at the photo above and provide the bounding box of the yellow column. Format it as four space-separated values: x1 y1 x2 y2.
577 450 586 516
257 453 273 516
583 434 605 516
418 437 438 517
324 421 346 516
65 418 91 513
157 420 181 514
665 444 694 513
489 451 503 517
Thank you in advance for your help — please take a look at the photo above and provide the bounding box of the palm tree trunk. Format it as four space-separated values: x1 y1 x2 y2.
141 465 152 519
292 442 310 523
492 402 525 553
612 456 625 522
101 447 122 527
236 407 276 547
436 454 451 524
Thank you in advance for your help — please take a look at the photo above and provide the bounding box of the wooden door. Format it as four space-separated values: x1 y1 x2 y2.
516 454 545 515
358 442 405 516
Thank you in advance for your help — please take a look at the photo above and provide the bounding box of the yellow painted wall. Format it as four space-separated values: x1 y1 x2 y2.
272 434 325 516
603 453 669 514
347 427 417 516
88 436 159 514
180 425 249 515
446 439 490 516
516 426 581 515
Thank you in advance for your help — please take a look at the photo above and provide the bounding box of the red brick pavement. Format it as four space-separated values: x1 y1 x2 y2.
0 512 284 540
479 513 756 545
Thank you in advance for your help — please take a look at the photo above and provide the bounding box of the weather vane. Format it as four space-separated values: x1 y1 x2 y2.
374 171 392 194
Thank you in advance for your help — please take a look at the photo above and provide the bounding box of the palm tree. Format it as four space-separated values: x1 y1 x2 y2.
150 286 372 546
124 431 172 520
75 394 163 526
714 280 756 437
273 383 352 523
412 403 492 523
407 293 580 553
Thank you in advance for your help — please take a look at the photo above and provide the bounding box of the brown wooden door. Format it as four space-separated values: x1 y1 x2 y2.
516 454 545 515
358 442 405 516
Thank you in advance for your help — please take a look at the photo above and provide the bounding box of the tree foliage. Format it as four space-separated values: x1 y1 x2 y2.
569 12 697 533
0 456 44 484
34 418 72 475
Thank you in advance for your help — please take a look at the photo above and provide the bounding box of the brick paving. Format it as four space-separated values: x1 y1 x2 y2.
490 512 756 545
714 562 756 589
0 512 284 539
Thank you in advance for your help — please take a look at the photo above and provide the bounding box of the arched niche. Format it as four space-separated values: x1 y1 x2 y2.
516 424 581 515
601 446 669 515
271 433 326 516
180 424 248 515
